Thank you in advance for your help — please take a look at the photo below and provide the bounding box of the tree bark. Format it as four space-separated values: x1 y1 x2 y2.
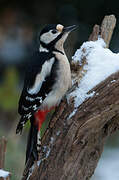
22 15 118 180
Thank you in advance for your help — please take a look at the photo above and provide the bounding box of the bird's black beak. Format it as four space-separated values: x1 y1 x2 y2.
63 25 78 33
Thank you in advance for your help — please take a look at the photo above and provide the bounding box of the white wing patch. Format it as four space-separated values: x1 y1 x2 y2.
28 57 55 95
25 112 32 119
33 104 37 110
22 105 32 111
35 96 43 103
26 96 34 101
37 131 41 151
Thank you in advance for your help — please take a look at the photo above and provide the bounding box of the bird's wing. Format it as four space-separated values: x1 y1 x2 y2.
18 57 55 114
16 52 58 133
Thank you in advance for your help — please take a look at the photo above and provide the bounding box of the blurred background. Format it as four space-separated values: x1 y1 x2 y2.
0 0 119 179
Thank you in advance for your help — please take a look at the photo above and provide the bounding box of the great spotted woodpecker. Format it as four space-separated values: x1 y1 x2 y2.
16 24 77 163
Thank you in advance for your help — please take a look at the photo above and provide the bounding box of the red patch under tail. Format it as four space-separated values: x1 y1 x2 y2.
34 107 54 131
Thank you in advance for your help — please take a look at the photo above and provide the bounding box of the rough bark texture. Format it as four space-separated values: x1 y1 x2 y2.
22 15 118 180
0 177 10 180
100 15 116 47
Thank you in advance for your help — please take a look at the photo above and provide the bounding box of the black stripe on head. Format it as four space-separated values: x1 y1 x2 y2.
40 24 57 36
40 33 64 54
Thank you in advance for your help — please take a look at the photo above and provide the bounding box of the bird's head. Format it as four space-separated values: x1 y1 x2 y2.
39 24 78 53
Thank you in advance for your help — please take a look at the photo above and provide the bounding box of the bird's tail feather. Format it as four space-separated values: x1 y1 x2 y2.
25 116 38 164
16 116 27 134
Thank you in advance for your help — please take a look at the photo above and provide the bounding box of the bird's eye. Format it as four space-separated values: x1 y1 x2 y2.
51 30 57 34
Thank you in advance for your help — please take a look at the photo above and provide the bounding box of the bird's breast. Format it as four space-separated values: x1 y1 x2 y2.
41 52 71 109
55 52 72 91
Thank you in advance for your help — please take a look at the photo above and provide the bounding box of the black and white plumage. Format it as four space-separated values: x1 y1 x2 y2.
16 24 78 163
17 51 58 133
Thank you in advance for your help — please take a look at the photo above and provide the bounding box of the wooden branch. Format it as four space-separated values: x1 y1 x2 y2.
0 137 7 169
0 176 10 180
0 137 11 180
100 15 116 47
88 24 100 41
0 173 11 180
71 24 100 83
71 15 116 84
22 15 117 180
29 71 119 180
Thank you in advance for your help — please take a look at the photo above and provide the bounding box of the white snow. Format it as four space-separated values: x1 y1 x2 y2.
46 147 51 158
0 169 10 178
27 140 53 179
27 173 32 180
27 161 41 180
56 130 61 136
70 38 119 108
50 137 54 144
111 79 116 83
67 109 77 120
37 160 41 166
91 148 119 180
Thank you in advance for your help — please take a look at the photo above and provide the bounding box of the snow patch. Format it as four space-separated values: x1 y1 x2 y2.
92 148 119 180
43 145 51 158
46 147 51 158
37 160 41 166
50 137 54 144
27 161 41 179
67 108 77 120
0 169 10 178
27 172 32 180
111 79 116 83
27 139 53 179
56 130 61 136
70 38 119 108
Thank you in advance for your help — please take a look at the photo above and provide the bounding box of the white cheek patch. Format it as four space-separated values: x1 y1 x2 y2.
40 30 60 44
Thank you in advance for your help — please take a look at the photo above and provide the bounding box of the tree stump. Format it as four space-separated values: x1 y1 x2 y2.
22 15 118 180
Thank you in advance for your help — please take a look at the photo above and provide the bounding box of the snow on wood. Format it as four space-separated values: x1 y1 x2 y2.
70 38 119 108
0 169 10 178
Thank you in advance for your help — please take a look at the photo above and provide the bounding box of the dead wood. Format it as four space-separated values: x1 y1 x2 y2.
0 137 7 169
0 137 11 180
22 15 118 180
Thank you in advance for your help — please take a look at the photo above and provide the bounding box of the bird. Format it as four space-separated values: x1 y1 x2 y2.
16 24 78 163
